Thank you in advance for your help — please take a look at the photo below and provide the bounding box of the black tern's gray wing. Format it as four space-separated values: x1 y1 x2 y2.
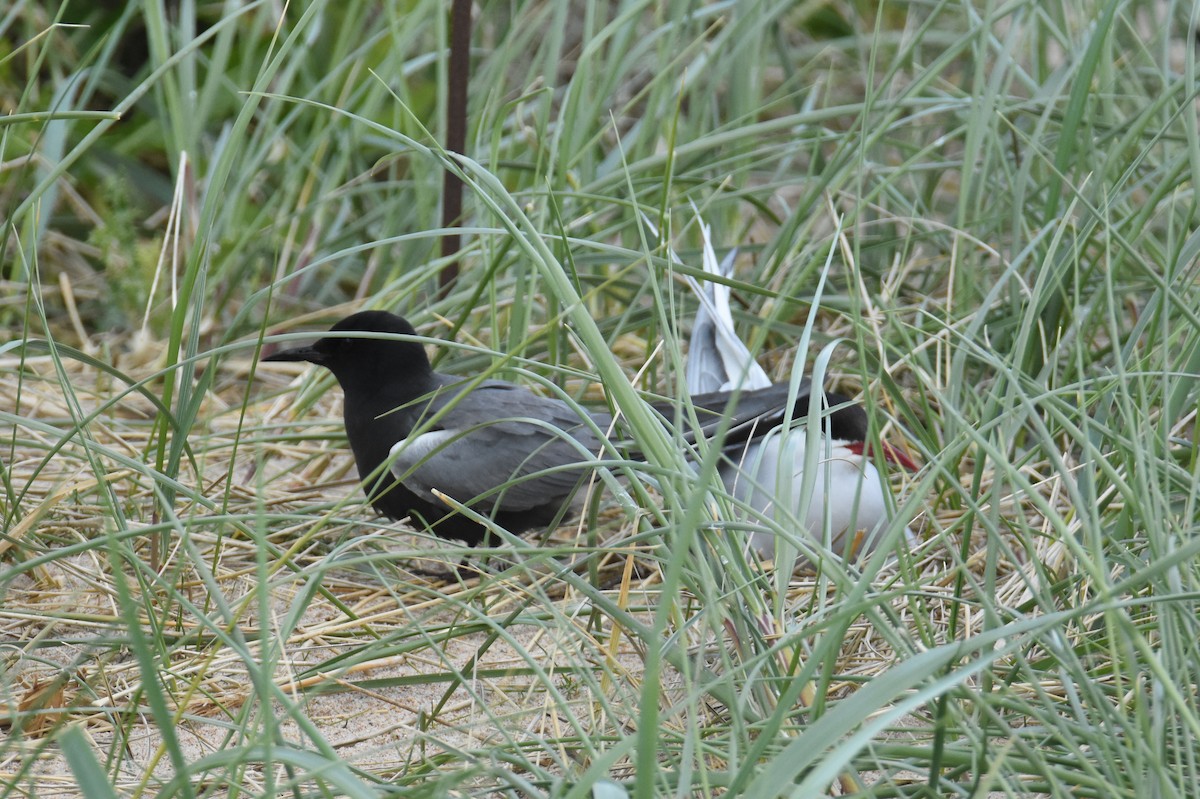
658 380 816 447
602 381 816 455
388 382 603 514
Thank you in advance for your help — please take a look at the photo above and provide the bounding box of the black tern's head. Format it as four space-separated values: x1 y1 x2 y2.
265 311 431 392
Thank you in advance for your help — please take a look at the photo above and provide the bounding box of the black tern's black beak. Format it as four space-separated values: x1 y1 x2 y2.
264 344 325 365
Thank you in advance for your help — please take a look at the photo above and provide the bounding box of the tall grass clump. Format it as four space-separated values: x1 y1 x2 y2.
2 0 1198 796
